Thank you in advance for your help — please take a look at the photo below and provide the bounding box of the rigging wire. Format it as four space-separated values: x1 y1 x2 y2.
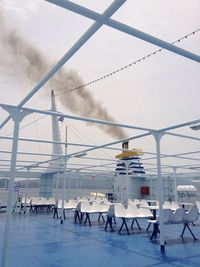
64 120 115 162
55 29 200 97
61 120 117 173
6 114 48 137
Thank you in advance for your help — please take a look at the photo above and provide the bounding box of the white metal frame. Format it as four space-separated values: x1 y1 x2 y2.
0 0 199 266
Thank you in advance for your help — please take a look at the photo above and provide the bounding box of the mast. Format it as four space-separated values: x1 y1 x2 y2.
49 90 64 169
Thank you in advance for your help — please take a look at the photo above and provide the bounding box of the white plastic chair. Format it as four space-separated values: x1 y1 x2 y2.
79 201 94 226
140 199 148 207
95 202 110 223
30 197 45 213
195 201 200 214
137 206 153 231
169 208 185 224
105 204 122 232
53 199 68 219
180 206 198 240
65 199 78 210
115 204 135 234
163 201 172 209
76 201 103 226
62 199 78 219
126 204 141 230
74 201 84 224
127 199 134 205
171 202 180 210
147 209 171 240
108 204 149 234
133 199 141 205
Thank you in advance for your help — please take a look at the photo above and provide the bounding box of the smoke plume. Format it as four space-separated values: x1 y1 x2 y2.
0 12 127 139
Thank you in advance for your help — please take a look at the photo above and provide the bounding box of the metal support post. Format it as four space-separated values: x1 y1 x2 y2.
152 131 165 253
24 166 31 214
172 167 178 203
75 170 80 198
60 157 68 224
60 125 68 224
1 108 31 267
150 177 153 199
55 171 60 199
68 170 72 200
78 176 82 197
124 161 130 206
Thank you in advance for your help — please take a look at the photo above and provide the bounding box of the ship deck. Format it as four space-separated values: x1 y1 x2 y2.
1 211 200 267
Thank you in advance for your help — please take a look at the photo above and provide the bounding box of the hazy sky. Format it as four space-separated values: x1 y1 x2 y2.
0 0 199 171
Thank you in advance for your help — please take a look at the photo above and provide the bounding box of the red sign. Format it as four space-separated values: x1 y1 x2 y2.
141 186 149 195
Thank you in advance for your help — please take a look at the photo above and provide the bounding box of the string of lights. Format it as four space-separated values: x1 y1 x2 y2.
55 28 200 97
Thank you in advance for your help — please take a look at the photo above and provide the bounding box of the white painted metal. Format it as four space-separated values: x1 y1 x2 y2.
0 135 146 153
61 125 68 223
160 119 200 132
153 131 165 252
0 0 126 130
55 171 60 199
61 159 67 223
1 109 31 267
0 1 199 259
47 0 200 63
68 171 72 201
166 132 200 142
24 167 31 213
172 167 178 202
0 103 154 133
190 122 200 130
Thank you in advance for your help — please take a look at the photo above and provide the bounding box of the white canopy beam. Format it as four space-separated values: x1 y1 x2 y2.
0 103 153 133
165 132 200 141
47 0 200 63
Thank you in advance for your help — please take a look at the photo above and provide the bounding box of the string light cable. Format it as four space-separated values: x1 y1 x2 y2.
5 30 198 148
55 28 200 97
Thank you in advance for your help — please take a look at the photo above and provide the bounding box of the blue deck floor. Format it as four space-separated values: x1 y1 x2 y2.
0 211 200 267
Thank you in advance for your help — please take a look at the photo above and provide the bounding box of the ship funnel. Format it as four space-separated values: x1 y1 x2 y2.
122 141 129 150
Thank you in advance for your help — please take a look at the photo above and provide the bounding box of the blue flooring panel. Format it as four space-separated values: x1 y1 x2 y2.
0 212 200 267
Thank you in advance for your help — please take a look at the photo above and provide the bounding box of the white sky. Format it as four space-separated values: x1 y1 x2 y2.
0 0 199 174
